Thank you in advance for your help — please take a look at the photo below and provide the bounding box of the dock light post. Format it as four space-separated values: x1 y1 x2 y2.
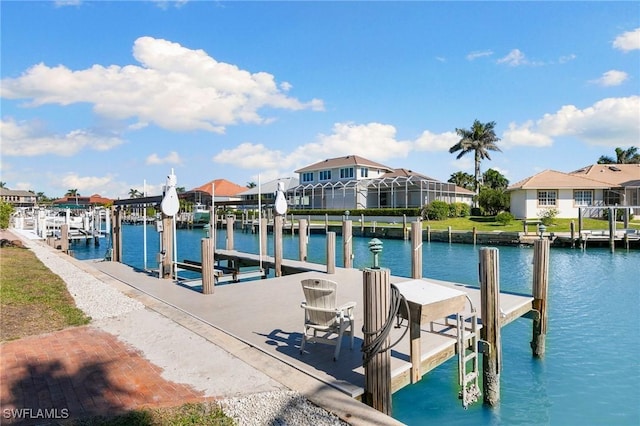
345 210 350 220
538 224 546 240
369 238 383 268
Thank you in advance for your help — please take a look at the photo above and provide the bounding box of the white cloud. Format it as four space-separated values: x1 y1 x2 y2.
0 118 123 156
213 122 413 175
558 54 576 64
497 49 527 66
466 50 493 61
0 37 324 133
496 49 544 67
146 151 183 165
613 27 640 52
414 130 459 152
60 173 116 194
502 96 640 147
502 121 553 147
590 70 628 87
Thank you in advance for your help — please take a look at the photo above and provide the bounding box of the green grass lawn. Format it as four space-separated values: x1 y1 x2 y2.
318 216 640 233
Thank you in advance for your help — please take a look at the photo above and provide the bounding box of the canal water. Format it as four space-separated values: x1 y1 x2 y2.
72 225 639 425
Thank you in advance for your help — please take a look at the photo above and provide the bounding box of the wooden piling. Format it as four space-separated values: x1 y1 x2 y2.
161 215 173 278
531 239 550 357
427 225 431 243
260 218 267 256
111 207 122 262
343 220 353 269
608 207 615 253
448 226 452 243
361 213 365 232
326 231 336 274
362 267 392 415
411 221 422 279
226 215 235 251
60 224 69 253
298 218 308 261
472 226 477 245
201 238 215 294
570 221 575 248
325 213 329 232
274 215 283 277
403 215 408 240
479 247 501 406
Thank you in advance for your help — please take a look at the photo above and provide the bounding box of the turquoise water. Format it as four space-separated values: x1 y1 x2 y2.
72 225 640 425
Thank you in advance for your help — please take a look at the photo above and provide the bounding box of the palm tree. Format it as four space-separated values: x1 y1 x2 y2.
449 120 502 194
246 181 257 188
597 146 640 164
447 171 475 191
128 188 142 198
0 182 6 188
66 189 79 197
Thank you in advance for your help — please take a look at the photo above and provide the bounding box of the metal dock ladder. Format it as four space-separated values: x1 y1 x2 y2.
456 308 481 409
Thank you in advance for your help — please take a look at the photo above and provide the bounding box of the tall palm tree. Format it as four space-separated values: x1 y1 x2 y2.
449 120 502 194
0 182 6 188
128 188 142 198
597 146 640 164
65 189 79 197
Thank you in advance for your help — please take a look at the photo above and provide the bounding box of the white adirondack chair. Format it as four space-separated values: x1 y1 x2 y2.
300 278 356 361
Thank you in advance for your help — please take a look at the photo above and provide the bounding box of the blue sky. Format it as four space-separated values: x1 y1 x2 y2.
1 1 639 199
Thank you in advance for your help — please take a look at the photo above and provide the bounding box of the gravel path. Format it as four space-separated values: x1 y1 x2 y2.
7 230 348 425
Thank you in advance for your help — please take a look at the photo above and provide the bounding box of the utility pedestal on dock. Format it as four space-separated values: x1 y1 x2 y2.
531 239 550 357
479 247 501 406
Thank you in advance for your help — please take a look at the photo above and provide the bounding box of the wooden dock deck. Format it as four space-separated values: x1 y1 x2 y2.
89 257 533 400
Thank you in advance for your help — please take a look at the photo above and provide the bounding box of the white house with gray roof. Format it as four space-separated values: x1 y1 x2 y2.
291 155 471 210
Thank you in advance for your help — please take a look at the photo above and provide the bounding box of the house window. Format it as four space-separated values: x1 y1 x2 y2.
340 167 354 179
538 190 557 206
574 190 593 206
301 172 314 183
319 170 332 181
360 167 369 178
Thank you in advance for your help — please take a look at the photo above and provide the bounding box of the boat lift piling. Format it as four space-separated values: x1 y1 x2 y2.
479 247 501 406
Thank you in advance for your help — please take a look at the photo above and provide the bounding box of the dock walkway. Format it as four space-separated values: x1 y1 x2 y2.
90 258 533 400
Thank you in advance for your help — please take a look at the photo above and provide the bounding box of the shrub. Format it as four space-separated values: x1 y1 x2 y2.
495 211 515 225
449 202 470 218
602 208 634 221
538 207 559 226
424 201 450 220
0 201 14 229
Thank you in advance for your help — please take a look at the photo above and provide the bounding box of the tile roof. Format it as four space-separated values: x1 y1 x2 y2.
380 168 438 181
294 155 394 173
190 179 247 196
570 164 640 187
507 169 611 190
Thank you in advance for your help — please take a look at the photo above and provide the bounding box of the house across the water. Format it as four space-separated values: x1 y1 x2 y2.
290 155 473 210
507 164 640 219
